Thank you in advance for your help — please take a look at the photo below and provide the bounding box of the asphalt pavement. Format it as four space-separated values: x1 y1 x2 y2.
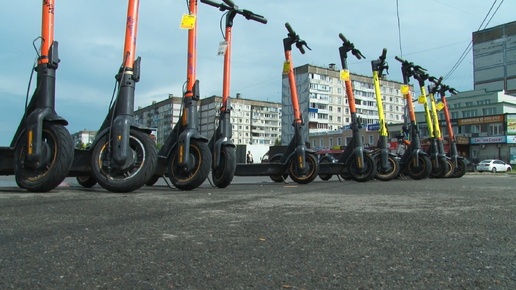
0 174 515 289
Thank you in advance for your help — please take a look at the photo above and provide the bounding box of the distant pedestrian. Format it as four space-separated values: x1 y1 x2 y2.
246 151 254 164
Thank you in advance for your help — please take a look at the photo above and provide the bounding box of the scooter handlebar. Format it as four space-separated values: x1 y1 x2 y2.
395 56 405 63
449 88 459 95
242 9 267 24
285 22 295 35
338 33 348 44
380 48 387 61
222 0 236 8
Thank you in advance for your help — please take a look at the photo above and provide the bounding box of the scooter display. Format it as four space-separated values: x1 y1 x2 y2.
234 23 319 184
394 56 432 179
370 48 400 181
318 34 377 182
200 0 267 188
71 0 157 193
148 0 211 190
0 0 74 192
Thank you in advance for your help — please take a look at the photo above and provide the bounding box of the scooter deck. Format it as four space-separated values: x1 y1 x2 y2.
67 149 92 177
317 163 346 175
0 147 14 175
235 163 286 176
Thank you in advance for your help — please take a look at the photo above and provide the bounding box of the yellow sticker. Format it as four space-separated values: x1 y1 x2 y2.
418 95 426 104
436 102 445 111
282 61 291 74
180 14 196 30
340 70 350 81
400 85 409 94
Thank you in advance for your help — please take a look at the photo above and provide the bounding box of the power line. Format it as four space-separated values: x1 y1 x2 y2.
444 0 504 81
396 0 403 57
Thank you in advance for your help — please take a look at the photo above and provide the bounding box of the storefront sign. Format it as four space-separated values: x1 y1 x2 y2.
506 135 516 144
507 114 516 135
458 115 504 126
470 136 506 144
455 136 470 144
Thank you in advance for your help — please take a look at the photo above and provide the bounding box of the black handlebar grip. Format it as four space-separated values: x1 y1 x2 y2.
338 33 348 44
243 10 267 24
200 0 221 8
285 22 295 35
222 0 235 8
380 48 387 60
450 88 459 95
395 56 405 63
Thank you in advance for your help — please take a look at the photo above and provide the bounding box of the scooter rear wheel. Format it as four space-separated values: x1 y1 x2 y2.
269 155 288 182
14 123 73 192
318 156 333 181
348 153 376 182
91 129 157 193
212 145 236 188
168 140 211 190
288 153 319 184
444 159 454 178
374 155 400 181
145 175 160 186
77 176 97 188
430 158 449 178
406 155 431 180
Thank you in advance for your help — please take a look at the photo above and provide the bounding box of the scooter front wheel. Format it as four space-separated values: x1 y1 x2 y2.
91 129 157 193
212 145 236 188
430 158 449 178
269 155 288 182
374 155 400 181
348 154 376 182
77 176 97 188
288 153 319 184
14 123 74 192
444 159 454 178
452 159 467 178
406 155 431 180
168 140 211 190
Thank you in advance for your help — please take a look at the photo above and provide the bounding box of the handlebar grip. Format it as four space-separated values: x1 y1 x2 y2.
222 0 235 8
450 88 459 95
285 22 295 35
243 10 267 24
395 56 405 63
380 48 387 60
200 0 221 8
338 33 348 44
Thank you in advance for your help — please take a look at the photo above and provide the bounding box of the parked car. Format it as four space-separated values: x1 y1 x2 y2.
476 159 512 173
463 158 477 172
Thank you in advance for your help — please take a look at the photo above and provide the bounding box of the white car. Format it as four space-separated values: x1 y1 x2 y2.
476 159 512 173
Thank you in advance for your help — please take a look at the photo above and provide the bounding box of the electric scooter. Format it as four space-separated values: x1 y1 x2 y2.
412 69 450 178
435 82 466 177
394 56 432 179
370 48 400 181
200 0 267 188
318 34 377 182
234 23 319 184
71 0 158 192
148 0 211 190
0 0 74 192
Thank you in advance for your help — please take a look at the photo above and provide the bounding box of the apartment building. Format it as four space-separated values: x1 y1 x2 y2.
282 63 406 145
199 94 282 145
473 21 516 94
71 129 97 148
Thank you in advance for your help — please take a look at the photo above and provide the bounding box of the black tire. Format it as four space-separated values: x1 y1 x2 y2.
91 129 157 193
348 153 377 182
444 159 454 178
212 145 236 188
491 167 496 173
430 158 450 178
406 155 431 180
318 157 333 181
374 155 400 181
269 155 287 183
452 159 467 178
145 175 160 186
14 123 73 192
77 176 97 188
168 140 211 190
288 153 319 184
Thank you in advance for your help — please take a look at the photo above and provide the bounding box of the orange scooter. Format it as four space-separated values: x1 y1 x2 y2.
200 0 267 188
0 0 74 192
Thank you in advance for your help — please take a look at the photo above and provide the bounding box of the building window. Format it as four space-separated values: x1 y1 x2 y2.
482 107 497 115
462 109 477 118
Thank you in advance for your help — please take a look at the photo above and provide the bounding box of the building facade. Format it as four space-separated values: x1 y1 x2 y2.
71 130 97 149
473 21 516 94
283 63 407 145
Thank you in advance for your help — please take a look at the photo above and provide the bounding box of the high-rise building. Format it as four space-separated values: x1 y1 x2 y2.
199 94 282 145
281 64 406 144
473 21 516 94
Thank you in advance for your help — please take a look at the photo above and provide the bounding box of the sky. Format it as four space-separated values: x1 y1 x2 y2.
0 0 514 146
